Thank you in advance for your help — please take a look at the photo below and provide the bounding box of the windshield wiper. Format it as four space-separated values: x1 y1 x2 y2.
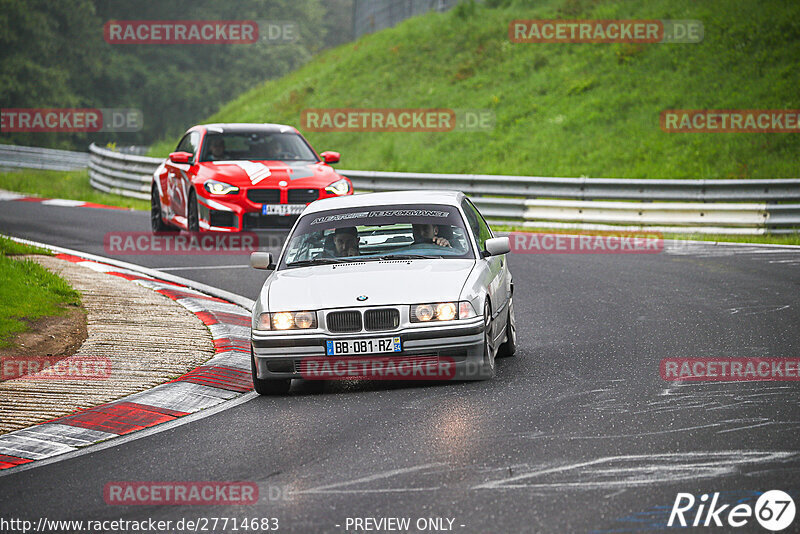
374 254 442 260
287 258 353 267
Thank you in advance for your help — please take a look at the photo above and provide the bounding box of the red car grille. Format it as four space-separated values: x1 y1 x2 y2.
246 189 280 203
287 189 319 203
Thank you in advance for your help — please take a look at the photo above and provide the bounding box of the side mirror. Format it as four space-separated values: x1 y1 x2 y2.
483 237 510 257
169 151 192 164
320 151 340 164
250 251 274 270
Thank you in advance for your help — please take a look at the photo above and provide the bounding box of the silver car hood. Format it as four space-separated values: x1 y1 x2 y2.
267 259 476 311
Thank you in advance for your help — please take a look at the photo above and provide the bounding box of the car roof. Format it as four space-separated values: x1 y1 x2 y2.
304 191 465 213
191 123 299 134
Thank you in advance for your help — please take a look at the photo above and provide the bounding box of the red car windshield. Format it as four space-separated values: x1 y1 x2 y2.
200 132 317 162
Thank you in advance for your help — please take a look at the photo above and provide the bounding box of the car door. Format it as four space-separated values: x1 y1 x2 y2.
462 198 509 342
166 131 199 223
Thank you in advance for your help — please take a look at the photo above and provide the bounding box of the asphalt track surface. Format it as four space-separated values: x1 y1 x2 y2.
1 200 799 533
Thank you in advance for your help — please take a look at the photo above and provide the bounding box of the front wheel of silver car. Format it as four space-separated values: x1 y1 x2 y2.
481 301 496 379
498 298 517 358
251 349 291 395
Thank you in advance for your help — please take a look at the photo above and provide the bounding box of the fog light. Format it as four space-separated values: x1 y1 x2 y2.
267 360 294 373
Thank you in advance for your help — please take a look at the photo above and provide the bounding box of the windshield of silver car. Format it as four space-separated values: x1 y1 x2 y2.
280 204 475 267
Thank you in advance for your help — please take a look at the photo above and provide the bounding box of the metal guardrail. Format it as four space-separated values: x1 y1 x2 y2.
339 172 800 233
342 169 800 203
0 144 89 171
88 144 157 200
80 143 799 234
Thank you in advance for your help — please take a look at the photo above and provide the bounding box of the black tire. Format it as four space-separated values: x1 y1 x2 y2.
151 186 178 233
498 298 517 358
251 349 291 395
187 189 200 233
481 301 496 379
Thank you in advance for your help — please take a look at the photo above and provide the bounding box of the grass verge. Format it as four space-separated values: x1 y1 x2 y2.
0 236 83 348
0 169 148 211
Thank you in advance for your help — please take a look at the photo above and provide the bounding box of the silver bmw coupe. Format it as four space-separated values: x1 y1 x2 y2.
249 190 516 394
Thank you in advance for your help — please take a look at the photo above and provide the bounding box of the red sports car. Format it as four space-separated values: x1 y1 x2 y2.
151 123 352 232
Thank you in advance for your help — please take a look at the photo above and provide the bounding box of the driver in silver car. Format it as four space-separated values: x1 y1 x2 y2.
412 223 452 248
315 227 359 259
333 226 360 256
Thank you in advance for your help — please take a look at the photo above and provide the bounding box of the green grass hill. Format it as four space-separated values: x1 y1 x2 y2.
151 0 800 179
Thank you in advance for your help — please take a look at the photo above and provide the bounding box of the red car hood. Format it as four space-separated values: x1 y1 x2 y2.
195 160 341 187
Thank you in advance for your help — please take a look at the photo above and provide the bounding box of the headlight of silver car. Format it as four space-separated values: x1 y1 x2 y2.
256 311 317 331
203 180 239 195
324 178 351 196
410 301 476 322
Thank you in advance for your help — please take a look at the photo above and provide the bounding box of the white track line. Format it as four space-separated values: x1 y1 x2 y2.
0 392 257 477
155 264 250 271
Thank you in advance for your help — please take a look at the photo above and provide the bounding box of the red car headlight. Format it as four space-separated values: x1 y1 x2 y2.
204 180 239 195
324 178 351 196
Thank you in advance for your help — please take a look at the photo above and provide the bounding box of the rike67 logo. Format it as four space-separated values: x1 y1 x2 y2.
668 490 795 531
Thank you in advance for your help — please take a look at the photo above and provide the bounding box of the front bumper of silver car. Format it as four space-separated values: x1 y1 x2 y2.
251 314 487 381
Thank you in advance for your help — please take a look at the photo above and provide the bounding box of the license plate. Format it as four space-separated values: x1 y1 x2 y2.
262 204 305 216
326 337 402 356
